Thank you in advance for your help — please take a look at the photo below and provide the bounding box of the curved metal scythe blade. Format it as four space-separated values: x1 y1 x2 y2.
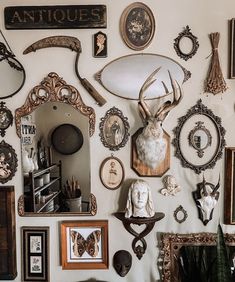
23 35 107 106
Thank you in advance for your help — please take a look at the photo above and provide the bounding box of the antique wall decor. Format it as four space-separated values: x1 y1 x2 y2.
172 99 226 174
230 19 235 78
99 155 125 190
188 121 212 158
5 5 107 29
204 32 227 95
23 35 106 106
15 72 97 216
173 25 199 61
0 140 18 184
160 232 235 282
113 250 132 277
0 102 13 137
173 205 188 223
224 147 235 224
0 186 17 280
132 69 182 176
21 226 49 282
193 175 220 225
160 175 181 196
120 2 155 51
114 179 165 259
0 30 25 99
60 220 108 269
95 53 190 100
99 107 130 151
93 31 107 58
114 212 164 260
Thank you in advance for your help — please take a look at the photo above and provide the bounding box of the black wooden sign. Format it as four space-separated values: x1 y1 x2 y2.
4 5 107 29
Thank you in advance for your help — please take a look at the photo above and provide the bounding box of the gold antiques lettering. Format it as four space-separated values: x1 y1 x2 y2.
4 5 107 29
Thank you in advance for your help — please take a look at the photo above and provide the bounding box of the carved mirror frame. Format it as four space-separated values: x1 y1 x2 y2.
160 232 235 282
99 107 130 151
173 205 188 223
15 72 97 216
172 99 226 174
174 25 199 61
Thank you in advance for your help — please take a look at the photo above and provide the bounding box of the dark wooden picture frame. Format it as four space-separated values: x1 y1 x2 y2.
0 186 17 280
120 2 155 51
21 226 49 282
60 220 108 269
224 147 235 224
99 155 125 190
230 18 235 78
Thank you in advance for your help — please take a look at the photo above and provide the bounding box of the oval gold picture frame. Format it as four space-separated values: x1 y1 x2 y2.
100 155 125 190
120 2 155 51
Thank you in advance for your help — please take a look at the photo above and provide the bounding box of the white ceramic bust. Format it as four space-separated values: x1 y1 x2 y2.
125 179 155 218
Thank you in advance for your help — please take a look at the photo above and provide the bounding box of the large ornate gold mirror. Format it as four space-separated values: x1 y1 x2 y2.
15 72 97 216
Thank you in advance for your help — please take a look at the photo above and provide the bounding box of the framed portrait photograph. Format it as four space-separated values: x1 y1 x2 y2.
60 220 108 270
21 226 49 282
100 155 125 190
120 2 155 51
99 106 130 151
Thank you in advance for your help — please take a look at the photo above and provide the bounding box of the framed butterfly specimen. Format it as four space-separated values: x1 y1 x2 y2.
60 220 108 269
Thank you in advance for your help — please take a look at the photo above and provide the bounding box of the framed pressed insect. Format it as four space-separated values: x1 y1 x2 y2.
60 220 108 269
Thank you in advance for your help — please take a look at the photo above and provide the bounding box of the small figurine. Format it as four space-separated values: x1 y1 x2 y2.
113 250 132 277
125 179 155 218
160 175 181 196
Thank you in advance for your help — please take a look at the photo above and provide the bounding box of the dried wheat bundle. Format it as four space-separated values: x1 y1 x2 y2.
204 32 227 95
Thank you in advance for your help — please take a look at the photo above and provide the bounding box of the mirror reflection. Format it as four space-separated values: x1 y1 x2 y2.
22 103 90 214
0 32 25 98
15 72 96 216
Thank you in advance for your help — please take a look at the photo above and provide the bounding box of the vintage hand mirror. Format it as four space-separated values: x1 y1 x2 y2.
0 30 25 99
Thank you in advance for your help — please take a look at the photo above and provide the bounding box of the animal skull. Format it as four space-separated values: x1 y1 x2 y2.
193 176 220 225
135 68 183 169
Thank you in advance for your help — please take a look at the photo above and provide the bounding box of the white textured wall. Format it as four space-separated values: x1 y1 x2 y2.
1 0 235 281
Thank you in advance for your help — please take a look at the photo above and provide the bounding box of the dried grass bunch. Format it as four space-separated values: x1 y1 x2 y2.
63 176 81 199
204 32 227 95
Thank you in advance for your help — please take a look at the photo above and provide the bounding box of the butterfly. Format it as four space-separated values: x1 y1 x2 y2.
70 230 101 258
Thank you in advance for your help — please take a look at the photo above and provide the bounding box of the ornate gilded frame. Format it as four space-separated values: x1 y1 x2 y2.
0 102 13 137
174 25 199 61
99 107 130 151
0 140 18 184
15 72 95 138
120 2 155 51
172 99 226 174
160 232 235 282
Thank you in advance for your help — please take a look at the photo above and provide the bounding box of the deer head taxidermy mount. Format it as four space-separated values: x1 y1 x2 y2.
192 175 220 226
132 67 183 176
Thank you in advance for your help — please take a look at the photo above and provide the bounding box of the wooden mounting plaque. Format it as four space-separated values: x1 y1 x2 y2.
131 128 170 177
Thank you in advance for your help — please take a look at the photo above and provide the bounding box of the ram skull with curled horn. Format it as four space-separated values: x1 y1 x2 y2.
134 67 183 173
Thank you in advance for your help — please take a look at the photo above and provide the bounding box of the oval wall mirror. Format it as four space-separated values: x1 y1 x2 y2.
95 53 191 100
15 72 97 216
0 32 25 99
172 99 226 174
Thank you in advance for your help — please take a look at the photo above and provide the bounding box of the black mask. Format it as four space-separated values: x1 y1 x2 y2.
113 250 132 277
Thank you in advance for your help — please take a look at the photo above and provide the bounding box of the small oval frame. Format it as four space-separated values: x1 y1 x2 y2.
99 155 125 190
174 25 199 61
99 107 130 151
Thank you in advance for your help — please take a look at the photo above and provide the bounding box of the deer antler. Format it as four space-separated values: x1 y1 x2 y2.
155 71 183 122
138 67 161 120
211 175 220 196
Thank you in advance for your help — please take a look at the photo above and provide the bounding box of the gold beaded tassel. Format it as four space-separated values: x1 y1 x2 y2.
204 32 227 95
